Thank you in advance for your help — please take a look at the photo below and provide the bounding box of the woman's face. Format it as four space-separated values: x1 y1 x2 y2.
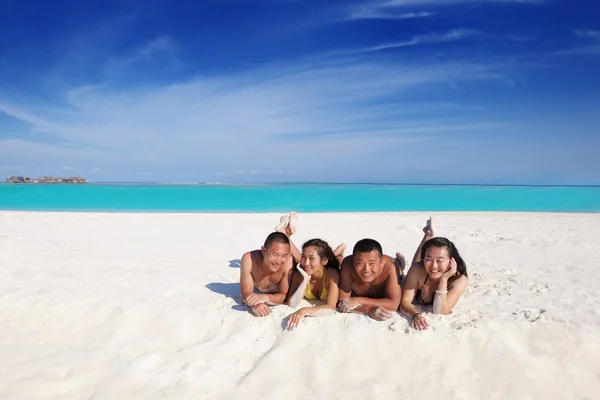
301 246 327 275
423 246 450 279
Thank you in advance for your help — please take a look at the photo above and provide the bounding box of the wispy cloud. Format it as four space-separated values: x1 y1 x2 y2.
371 0 545 6
363 29 483 52
575 29 600 40
550 29 600 56
344 0 546 21
0 46 519 179
216 169 298 177
346 9 433 21
136 36 177 60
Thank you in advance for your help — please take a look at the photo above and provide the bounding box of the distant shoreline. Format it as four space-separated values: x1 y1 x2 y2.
4 176 87 184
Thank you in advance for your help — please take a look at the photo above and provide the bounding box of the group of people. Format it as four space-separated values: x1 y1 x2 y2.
239 212 468 330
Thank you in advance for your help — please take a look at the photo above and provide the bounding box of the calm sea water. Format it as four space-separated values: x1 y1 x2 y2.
0 183 598 213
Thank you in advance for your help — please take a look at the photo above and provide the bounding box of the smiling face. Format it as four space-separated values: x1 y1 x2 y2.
261 241 290 272
300 245 328 275
423 246 450 279
353 250 383 283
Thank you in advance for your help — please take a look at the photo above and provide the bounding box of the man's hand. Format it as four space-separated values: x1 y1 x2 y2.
245 293 269 306
338 297 361 313
368 307 394 321
251 303 271 317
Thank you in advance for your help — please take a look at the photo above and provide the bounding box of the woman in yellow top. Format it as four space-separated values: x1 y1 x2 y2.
286 238 345 330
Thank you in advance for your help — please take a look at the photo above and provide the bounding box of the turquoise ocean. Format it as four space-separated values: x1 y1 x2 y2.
0 183 599 213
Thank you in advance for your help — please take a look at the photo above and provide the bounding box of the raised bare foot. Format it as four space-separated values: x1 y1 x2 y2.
274 212 298 236
395 252 406 274
275 214 290 233
423 216 435 236
333 242 347 258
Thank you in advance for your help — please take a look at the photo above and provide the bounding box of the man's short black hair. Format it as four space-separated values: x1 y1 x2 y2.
352 238 383 256
264 231 290 248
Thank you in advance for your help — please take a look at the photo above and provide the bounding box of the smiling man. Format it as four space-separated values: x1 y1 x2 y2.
240 232 295 317
338 239 402 321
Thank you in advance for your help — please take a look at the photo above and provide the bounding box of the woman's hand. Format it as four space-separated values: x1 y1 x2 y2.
412 313 429 330
441 257 457 281
287 308 308 330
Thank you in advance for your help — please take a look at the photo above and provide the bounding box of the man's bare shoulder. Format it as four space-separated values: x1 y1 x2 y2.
242 249 263 262
340 255 354 269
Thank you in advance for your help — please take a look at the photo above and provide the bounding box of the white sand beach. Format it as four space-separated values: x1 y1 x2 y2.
1 211 600 399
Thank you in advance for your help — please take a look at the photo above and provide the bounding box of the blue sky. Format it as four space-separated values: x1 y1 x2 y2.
1 0 599 184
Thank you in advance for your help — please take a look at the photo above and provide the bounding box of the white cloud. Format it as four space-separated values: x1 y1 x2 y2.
137 36 177 60
550 29 600 56
346 10 433 21
364 29 482 52
0 40 522 181
344 0 546 21
574 29 600 41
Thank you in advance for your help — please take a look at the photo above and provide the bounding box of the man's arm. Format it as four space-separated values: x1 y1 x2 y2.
240 252 255 303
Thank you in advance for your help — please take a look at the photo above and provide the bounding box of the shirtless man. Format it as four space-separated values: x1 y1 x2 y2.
240 232 295 317
338 238 402 321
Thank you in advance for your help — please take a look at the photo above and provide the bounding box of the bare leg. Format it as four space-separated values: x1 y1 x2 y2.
275 212 302 263
411 216 435 267
395 252 406 276
333 243 346 264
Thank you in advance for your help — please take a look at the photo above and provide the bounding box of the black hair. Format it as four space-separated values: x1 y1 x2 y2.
264 231 290 248
421 237 467 281
352 238 383 257
302 238 340 270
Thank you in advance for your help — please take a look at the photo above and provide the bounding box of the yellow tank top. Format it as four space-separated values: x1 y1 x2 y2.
304 270 328 301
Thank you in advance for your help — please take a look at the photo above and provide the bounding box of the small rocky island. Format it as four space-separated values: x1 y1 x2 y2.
5 176 87 184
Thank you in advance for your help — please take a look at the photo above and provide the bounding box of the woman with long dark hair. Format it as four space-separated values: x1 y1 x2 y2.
400 217 468 331
286 238 345 329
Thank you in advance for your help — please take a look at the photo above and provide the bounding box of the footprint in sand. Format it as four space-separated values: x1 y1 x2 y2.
128 352 168 374
388 321 401 332
451 310 482 330
127 352 178 388
516 308 546 322
528 283 552 295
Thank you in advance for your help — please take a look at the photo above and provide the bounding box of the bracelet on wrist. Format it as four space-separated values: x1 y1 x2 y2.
411 313 422 322
435 290 448 294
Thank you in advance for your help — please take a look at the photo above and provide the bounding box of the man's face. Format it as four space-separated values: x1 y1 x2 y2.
261 242 290 272
353 250 383 283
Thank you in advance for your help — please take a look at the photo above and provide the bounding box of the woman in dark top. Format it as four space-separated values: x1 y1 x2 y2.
399 217 468 331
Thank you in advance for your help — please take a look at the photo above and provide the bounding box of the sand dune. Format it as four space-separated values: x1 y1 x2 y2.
1 211 599 399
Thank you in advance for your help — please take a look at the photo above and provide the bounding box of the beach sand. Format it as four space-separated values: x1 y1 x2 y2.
1 211 599 399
